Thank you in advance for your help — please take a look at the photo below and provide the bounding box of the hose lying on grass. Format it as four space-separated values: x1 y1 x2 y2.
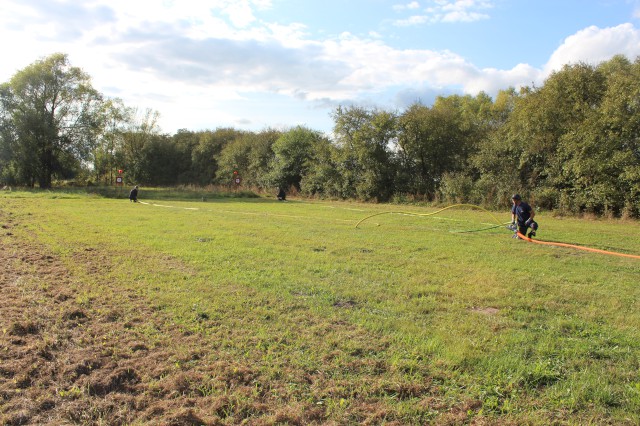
515 232 640 260
355 203 640 260
354 204 503 229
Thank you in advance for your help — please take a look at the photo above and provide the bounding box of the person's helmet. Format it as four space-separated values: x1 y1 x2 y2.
511 194 521 201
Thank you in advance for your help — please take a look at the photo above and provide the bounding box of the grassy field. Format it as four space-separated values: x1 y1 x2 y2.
1 190 640 425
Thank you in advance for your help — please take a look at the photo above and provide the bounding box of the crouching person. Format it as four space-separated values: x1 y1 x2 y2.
511 194 538 238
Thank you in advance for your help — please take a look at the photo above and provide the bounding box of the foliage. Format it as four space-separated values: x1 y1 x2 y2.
119 108 163 185
2 54 640 216
470 57 640 215
332 105 398 201
0 53 103 188
265 126 326 191
91 98 128 186
189 128 246 185
300 133 343 198
216 129 282 189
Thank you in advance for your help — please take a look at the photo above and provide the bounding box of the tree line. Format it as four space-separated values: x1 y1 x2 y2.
1 53 639 216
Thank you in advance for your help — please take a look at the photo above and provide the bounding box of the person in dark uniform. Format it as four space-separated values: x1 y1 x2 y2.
277 187 286 201
129 185 139 202
511 194 538 238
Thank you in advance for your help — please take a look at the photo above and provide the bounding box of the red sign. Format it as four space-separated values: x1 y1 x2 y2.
118 169 123 174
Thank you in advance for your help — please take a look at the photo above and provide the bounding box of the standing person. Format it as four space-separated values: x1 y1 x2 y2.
129 185 139 202
511 194 538 238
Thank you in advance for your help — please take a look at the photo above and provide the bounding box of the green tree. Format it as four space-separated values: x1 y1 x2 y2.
266 126 325 191
216 129 281 189
300 136 342 198
397 95 486 200
492 63 607 211
168 129 201 185
535 62 606 209
562 56 640 216
332 106 398 201
138 134 181 186
191 128 245 185
470 88 525 206
470 59 640 214
120 108 162 185
0 53 103 187
92 98 129 185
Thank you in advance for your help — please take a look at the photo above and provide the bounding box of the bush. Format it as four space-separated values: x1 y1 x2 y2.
533 188 559 211
439 172 475 204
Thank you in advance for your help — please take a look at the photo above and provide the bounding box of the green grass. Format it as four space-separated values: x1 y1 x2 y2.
2 190 640 424
0 184 259 200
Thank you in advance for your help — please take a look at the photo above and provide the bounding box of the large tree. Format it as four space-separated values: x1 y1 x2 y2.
119 107 163 185
216 129 281 189
190 128 245 185
0 53 103 187
92 98 129 185
266 126 326 191
332 106 398 201
299 135 342 198
397 95 487 200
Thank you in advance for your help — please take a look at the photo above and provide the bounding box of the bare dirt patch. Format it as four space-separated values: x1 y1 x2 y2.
1 210 357 425
0 212 228 425
470 307 499 315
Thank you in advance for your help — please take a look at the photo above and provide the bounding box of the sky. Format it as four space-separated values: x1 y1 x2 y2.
1 0 640 135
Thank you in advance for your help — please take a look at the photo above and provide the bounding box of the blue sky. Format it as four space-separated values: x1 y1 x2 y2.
1 0 640 135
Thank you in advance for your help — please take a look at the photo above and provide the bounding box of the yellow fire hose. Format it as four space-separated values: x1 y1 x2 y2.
356 203 640 260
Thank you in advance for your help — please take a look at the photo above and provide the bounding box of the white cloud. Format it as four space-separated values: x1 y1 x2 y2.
219 1 257 28
463 64 541 95
393 1 421 11
395 15 432 26
393 0 493 26
544 23 640 76
2 1 639 133
441 10 489 22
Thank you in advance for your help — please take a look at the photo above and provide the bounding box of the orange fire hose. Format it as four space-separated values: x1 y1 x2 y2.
355 204 640 260
516 232 640 260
